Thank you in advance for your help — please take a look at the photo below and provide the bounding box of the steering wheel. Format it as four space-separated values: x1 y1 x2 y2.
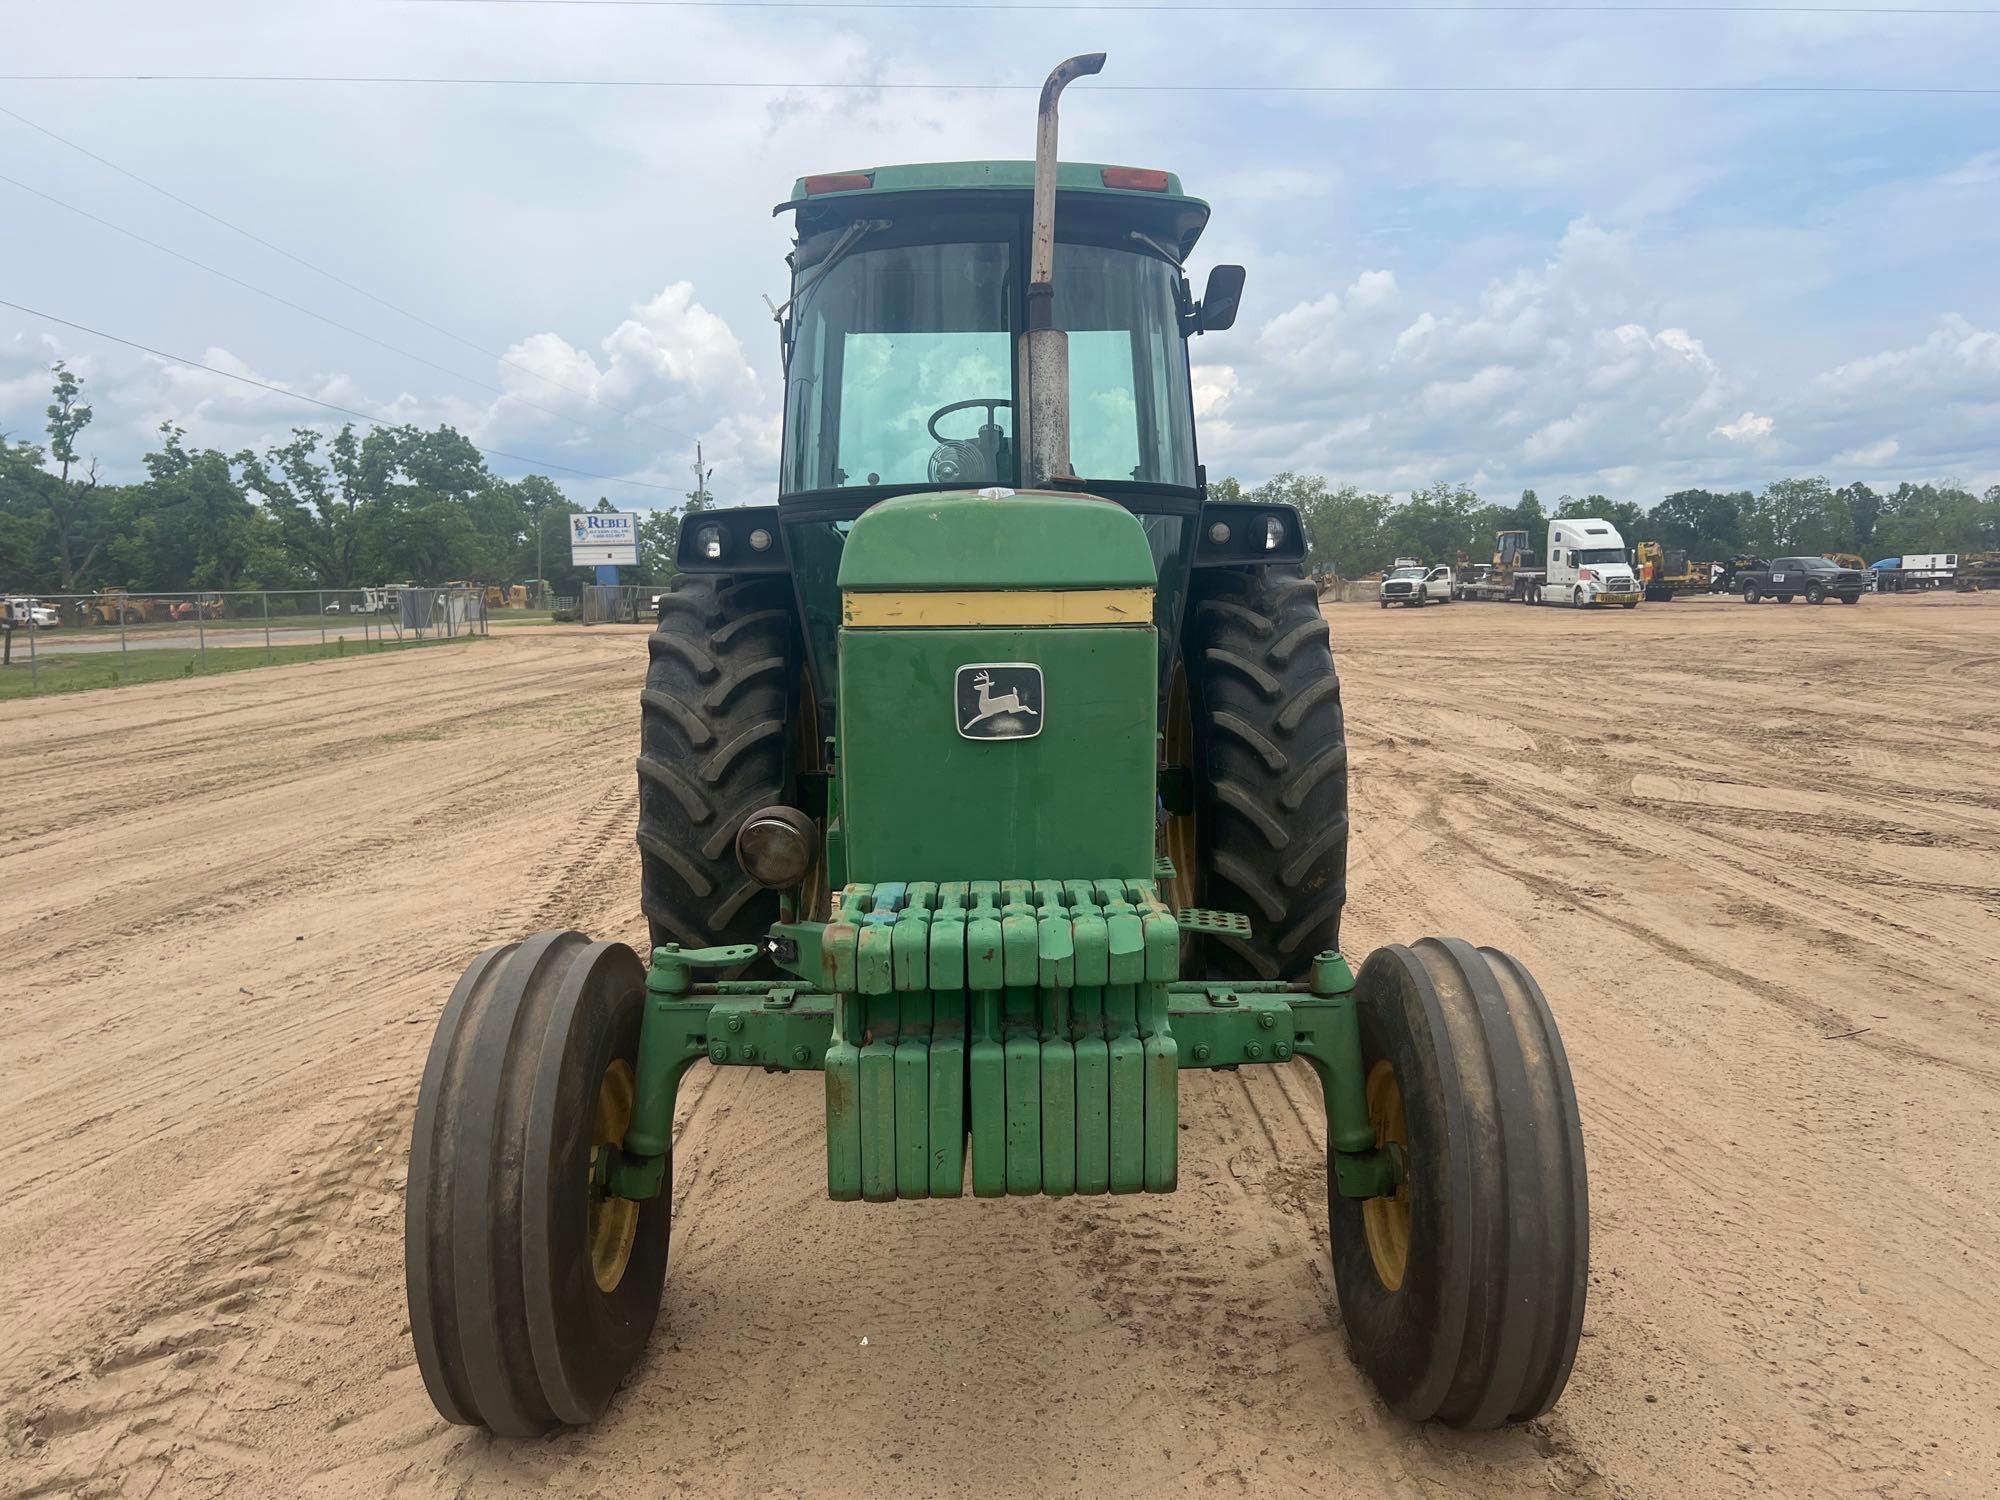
927 398 1012 443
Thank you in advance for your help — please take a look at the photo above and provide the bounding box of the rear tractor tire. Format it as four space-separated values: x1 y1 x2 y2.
406 933 667 1436
1331 938 1588 1428
1179 562 1349 980
638 574 806 953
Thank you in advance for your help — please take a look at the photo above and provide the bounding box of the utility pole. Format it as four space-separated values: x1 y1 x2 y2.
691 443 713 511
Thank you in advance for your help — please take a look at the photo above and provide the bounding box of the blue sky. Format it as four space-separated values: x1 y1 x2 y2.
2 0 1996 510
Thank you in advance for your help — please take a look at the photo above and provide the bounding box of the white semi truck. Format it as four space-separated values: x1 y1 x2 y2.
1454 519 1643 606
1530 518 1642 607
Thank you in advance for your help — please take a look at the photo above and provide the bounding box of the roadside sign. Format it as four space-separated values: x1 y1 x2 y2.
569 511 640 567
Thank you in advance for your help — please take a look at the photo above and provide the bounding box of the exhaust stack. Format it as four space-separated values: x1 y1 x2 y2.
1022 52 1105 489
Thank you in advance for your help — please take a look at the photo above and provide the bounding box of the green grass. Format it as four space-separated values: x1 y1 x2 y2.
0 634 481 702
488 610 558 627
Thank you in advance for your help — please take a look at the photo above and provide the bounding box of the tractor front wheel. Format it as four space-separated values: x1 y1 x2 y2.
1330 938 1587 1428
1180 563 1349 980
406 932 667 1436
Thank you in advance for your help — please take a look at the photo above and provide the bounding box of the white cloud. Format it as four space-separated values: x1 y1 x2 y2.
1836 437 1899 467
1209 219 1749 495
1712 411 1775 443
1191 363 1238 419
1807 315 2000 414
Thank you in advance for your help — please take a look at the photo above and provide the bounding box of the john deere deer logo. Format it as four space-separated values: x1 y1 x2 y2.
955 664 1044 740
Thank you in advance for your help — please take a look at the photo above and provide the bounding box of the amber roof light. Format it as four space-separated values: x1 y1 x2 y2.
803 172 875 195
1101 166 1170 192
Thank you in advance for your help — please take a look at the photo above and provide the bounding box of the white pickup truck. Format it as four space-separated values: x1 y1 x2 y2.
1378 561 1454 608
1531 519 1642 608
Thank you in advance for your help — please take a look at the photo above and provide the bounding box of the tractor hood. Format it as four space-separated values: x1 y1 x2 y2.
836 489 1157 594
834 487 1159 884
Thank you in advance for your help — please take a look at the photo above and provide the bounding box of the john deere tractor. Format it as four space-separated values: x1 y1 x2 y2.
406 55 1588 1439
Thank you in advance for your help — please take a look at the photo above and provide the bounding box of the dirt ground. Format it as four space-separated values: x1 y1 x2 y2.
3 592 1996 1499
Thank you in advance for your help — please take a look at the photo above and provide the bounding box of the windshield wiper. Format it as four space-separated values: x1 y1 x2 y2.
765 217 892 372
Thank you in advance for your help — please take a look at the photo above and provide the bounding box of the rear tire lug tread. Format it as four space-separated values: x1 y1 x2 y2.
638 574 804 958
1202 646 1284 700
1182 562 1348 980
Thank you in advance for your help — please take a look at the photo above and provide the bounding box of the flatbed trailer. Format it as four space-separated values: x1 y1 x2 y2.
1453 528 1545 601
1453 565 1543 602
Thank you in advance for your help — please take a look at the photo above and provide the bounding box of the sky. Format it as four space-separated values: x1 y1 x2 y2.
2 0 1997 514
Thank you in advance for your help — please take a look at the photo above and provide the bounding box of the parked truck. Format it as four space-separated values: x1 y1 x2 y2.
1735 555 1867 605
1456 521 1640 606
4 596 60 628
1535 519 1641 607
1377 559 1453 607
1871 553 1960 592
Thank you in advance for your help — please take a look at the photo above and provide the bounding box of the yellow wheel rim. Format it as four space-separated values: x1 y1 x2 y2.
587 1058 640 1293
1164 662 1198 914
1361 1059 1412 1292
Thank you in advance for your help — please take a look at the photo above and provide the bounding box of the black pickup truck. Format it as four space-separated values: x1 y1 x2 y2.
1736 556 1867 605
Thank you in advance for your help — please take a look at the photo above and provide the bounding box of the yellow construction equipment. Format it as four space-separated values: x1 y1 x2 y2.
83 587 154 624
1636 542 1710 601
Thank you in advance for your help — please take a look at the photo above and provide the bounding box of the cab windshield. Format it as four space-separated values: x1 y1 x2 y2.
780 233 1198 493
1574 548 1627 565
1388 567 1426 579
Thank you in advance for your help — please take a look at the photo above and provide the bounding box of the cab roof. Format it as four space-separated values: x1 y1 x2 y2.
779 160 1212 258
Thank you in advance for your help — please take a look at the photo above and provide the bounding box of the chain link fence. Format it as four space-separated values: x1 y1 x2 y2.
2 586 492 699
581 584 655 626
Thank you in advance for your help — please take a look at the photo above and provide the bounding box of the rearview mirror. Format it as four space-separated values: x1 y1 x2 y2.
1195 264 1246 333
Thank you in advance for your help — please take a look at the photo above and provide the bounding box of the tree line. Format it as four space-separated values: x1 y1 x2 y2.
1213 474 2000 580
1 363 698 598
7 362 1996 597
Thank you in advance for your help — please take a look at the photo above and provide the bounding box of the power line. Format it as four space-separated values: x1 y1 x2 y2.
2 73 1992 93
0 168 642 448
0 298 679 493
388 0 2000 12
0 102 660 429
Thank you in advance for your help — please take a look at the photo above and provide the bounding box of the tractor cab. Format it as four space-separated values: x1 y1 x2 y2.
765 159 1247 717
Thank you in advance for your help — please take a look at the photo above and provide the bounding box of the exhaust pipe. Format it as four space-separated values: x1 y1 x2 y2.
1022 52 1105 489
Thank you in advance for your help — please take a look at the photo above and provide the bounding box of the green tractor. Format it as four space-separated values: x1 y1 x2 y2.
406 55 1587 1439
